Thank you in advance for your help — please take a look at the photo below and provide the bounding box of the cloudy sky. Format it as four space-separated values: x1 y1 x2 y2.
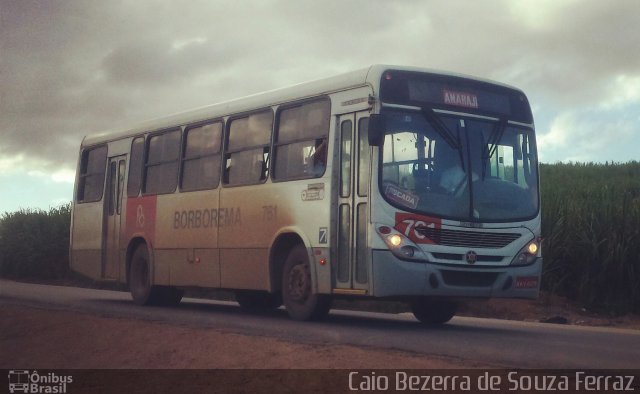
1 0 639 213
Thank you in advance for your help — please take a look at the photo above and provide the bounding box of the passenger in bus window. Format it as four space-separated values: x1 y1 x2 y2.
311 138 328 175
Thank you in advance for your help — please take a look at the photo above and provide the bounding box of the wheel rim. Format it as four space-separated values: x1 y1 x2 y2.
287 263 310 303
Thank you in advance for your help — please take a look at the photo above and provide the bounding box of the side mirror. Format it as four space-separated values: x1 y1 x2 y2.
368 114 385 146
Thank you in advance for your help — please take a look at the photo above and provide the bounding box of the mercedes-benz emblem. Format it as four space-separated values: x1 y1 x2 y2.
465 251 478 264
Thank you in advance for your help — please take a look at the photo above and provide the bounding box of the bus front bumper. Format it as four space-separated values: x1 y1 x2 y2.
371 250 542 299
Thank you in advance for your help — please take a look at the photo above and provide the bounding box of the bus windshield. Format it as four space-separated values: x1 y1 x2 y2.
380 108 539 222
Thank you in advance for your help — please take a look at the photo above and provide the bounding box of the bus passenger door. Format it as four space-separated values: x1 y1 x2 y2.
103 155 126 280
335 112 370 293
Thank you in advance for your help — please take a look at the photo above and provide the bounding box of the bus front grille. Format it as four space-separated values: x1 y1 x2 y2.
431 253 505 263
415 227 521 248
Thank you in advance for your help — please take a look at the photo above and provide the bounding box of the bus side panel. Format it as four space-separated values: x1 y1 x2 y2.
70 201 104 279
153 192 221 288
180 248 219 287
219 249 270 290
152 249 178 286
218 184 285 291
218 178 333 292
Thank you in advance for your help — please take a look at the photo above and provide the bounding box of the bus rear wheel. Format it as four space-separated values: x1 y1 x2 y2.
236 290 282 310
410 298 457 325
129 244 183 306
282 245 331 321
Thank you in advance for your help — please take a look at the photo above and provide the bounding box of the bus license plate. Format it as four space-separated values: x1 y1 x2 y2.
515 276 538 289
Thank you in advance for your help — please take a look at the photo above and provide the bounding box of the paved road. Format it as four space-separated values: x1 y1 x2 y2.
1 279 639 369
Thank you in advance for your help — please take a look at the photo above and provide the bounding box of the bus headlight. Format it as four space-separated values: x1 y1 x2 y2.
511 238 541 266
376 224 426 261
399 245 416 258
388 234 402 247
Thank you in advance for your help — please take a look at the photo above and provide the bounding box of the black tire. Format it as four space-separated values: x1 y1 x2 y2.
282 245 331 321
129 244 183 306
236 290 282 310
157 286 184 306
410 298 457 325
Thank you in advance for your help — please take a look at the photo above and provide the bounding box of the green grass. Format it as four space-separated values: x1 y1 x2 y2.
540 162 640 314
0 204 71 279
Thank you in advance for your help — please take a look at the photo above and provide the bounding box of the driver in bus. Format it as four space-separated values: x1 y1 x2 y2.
439 156 478 195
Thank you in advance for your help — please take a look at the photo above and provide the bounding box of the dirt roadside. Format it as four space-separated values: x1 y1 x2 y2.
458 295 640 330
0 304 488 369
2 278 638 370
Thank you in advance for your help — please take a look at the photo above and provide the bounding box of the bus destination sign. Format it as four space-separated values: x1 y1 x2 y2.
443 89 478 109
380 70 534 123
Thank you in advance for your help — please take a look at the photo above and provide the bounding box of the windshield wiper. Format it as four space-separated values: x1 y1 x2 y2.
421 107 461 151
482 118 507 179
421 107 465 168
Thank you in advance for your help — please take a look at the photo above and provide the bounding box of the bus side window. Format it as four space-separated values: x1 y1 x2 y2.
273 98 330 181
127 137 144 197
181 121 222 191
224 110 273 186
77 145 107 203
144 129 181 195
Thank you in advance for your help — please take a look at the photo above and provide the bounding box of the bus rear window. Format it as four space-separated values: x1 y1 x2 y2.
77 145 107 203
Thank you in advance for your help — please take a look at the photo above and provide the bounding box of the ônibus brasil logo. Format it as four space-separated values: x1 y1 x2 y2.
8 370 73 394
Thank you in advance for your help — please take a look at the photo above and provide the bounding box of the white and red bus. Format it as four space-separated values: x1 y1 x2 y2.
70 65 541 323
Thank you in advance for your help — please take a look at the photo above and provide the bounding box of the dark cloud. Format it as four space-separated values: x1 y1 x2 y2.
1 0 639 174
101 39 244 87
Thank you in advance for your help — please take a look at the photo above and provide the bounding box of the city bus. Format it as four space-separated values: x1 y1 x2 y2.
70 65 542 323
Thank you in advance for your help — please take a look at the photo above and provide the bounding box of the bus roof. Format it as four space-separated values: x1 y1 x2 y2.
81 64 522 147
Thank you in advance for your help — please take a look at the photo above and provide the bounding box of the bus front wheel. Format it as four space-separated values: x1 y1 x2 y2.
410 298 457 325
282 245 331 321
129 244 183 306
